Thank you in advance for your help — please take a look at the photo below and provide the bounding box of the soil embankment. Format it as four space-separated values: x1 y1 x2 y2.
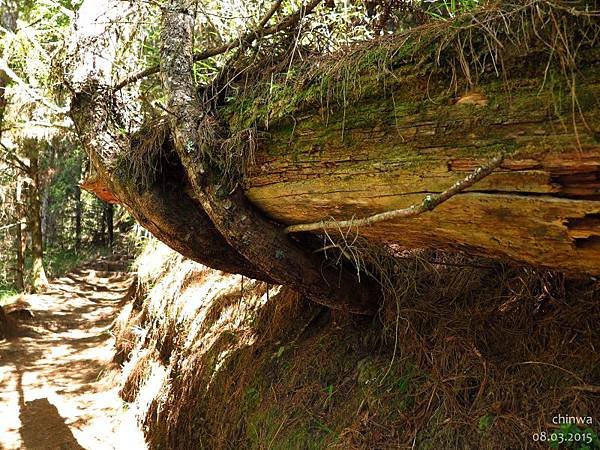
114 241 600 449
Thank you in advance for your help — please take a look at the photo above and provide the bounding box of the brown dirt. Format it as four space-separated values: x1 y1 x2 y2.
0 257 146 450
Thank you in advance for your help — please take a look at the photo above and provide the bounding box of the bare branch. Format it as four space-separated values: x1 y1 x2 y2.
114 0 321 91
0 59 67 113
285 154 505 234
0 142 30 173
257 0 283 29
0 222 19 231
113 65 160 91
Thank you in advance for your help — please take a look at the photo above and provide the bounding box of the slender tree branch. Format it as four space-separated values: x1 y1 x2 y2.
113 65 159 91
8 154 30 173
0 142 30 173
0 59 67 113
285 154 505 233
0 222 19 231
257 0 283 29
114 0 321 91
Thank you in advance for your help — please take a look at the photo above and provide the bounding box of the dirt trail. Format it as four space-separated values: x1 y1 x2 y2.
0 256 146 450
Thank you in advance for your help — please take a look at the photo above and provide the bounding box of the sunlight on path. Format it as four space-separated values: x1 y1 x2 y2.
0 258 147 450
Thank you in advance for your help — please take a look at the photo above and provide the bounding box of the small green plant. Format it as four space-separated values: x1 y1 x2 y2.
272 345 286 359
426 0 481 20
357 357 379 385
243 387 261 411
322 384 335 408
549 423 600 450
387 367 413 394
478 414 493 432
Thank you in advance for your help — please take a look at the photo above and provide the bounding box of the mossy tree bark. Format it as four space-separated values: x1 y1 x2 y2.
159 1 378 314
26 142 48 292
79 47 600 277
239 64 600 274
72 0 600 317
69 85 271 282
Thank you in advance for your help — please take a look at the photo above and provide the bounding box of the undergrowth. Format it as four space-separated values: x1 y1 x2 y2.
0 287 19 306
0 244 114 297
44 244 112 279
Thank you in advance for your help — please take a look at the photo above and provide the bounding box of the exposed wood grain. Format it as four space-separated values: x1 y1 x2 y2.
244 72 600 274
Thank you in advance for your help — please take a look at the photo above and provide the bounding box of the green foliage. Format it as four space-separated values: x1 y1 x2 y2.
0 287 19 306
246 407 332 450
44 245 109 279
478 414 493 432
426 0 482 20
43 144 86 248
243 387 261 411
1 0 80 93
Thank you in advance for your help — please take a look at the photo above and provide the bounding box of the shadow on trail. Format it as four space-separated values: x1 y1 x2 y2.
0 254 136 449
17 371 85 450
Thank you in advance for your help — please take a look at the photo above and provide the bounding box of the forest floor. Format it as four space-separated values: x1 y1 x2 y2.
0 256 146 450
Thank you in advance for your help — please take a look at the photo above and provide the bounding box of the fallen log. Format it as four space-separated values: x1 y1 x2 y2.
80 3 600 277
82 62 600 275
242 64 600 275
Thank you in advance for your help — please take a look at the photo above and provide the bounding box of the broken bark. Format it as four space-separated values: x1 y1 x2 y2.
241 65 600 274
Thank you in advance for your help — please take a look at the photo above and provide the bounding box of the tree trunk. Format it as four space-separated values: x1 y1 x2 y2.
159 0 378 314
74 184 82 252
14 221 25 291
66 1 273 283
27 142 48 292
0 0 18 136
14 183 26 291
77 55 600 277
41 186 49 244
105 202 114 251
240 65 600 275
67 0 376 311
70 0 600 313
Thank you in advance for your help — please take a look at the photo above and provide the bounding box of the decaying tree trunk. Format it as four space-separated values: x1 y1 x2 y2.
70 87 272 282
242 64 600 274
71 0 600 318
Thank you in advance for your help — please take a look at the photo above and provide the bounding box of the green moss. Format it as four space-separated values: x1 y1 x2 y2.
221 1 598 147
0 288 19 306
246 407 330 450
